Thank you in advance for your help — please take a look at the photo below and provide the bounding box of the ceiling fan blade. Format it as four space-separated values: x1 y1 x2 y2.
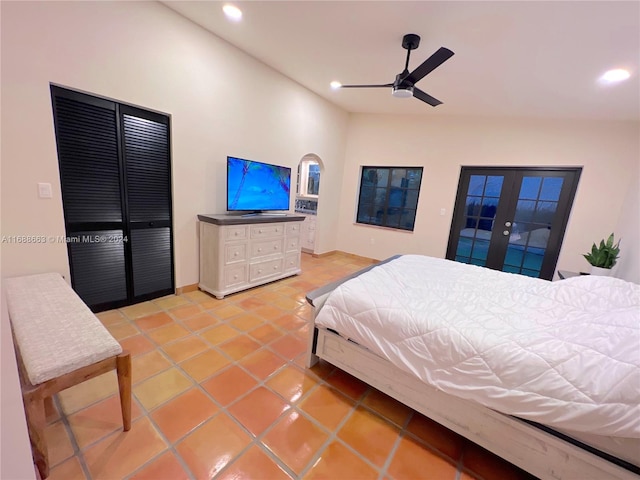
404 47 454 85
340 83 393 88
413 87 442 107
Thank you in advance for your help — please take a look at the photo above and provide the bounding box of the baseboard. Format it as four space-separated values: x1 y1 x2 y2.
176 283 198 294
311 250 336 258
340 251 380 264
311 250 378 264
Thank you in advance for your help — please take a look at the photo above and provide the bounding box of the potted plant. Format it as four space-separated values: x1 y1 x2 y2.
583 233 620 275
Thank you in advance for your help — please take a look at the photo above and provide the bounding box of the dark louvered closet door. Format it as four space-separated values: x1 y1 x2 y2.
52 89 128 308
52 86 174 311
121 107 174 300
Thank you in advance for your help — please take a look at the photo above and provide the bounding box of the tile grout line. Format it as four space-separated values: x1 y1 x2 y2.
121 292 312 479
51 394 93 480
378 408 415 480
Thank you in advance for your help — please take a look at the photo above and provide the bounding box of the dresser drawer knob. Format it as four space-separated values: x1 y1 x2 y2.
234 232 238 236
234 252 238 257
259 229 263 233
234 275 238 279
258 269 262 274
273 265 278 270
274 245 278 250
258 248 262 252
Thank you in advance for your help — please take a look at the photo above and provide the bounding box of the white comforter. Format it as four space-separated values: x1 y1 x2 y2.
315 255 640 438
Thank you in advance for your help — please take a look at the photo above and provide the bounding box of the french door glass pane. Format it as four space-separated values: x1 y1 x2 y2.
484 176 504 197
539 177 563 201
471 239 490 260
519 177 542 199
506 175 563 277
468 175 485 195
504 245 524 267
535 201 558 222
455 174 504 266
514 200 536 222
466 196 482 217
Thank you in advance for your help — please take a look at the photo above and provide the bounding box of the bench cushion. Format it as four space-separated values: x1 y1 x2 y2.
5 273 122 385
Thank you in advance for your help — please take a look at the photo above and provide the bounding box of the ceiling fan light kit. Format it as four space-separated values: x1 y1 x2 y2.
392 86 413 98
339 33 454 107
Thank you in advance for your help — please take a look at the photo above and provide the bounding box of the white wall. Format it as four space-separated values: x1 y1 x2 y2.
0 0 348 287
612 168 640 283
0 291 35 480
337 114 639 278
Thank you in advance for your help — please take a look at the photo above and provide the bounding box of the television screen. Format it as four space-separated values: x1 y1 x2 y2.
227 156 291 212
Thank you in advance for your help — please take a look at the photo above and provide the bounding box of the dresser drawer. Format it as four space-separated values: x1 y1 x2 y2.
249 258 284 282
286 222 302 236
306 217 316 231
250 224 284 239
285 235 300 253
225 226 248 241
225 243 247 265
224 264 248 288
251 239 283 259
284 252 300 272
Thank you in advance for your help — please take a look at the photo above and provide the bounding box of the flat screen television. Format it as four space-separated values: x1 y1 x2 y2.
227 156 291 213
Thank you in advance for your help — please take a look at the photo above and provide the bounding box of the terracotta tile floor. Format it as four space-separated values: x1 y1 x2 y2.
46 252 535 480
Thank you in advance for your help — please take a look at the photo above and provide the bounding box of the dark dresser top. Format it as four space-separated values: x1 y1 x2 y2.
198 214 305 225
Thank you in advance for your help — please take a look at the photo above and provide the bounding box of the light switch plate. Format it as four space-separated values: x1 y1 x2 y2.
38 182 52 199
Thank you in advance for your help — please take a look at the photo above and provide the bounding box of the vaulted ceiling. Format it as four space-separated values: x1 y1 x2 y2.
163 1 639 121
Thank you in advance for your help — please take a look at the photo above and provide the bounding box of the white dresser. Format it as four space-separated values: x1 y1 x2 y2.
299 214 317 252
198 214 305 299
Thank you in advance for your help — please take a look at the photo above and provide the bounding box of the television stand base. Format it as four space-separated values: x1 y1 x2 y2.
241 212 288 217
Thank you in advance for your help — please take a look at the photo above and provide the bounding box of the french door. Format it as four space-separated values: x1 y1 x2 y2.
51 86 174 311
446 167 581 280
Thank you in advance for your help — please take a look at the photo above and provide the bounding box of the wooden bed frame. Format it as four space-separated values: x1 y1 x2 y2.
304 259 639 480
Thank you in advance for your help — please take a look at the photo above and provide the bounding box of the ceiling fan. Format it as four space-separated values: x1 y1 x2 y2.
338 34 454 107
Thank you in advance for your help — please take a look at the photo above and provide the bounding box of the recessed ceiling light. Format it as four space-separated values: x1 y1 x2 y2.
223 4 242 21
599 69 631 84
330 81 342 89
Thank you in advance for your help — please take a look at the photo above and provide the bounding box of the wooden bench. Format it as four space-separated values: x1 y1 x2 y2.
4 273 131 479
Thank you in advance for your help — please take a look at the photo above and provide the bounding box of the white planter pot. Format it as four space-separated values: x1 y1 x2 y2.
590 266 612 276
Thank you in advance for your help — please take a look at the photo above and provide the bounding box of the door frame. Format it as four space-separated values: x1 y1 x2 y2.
446 166 582 280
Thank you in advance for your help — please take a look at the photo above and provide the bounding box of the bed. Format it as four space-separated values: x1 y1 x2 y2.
305 255 640 480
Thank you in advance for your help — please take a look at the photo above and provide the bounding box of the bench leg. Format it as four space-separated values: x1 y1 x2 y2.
116 352 131 431
23 389 48 479
43 395 55 421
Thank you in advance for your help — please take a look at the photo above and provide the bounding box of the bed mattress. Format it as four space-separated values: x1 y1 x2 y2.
315 255 640 440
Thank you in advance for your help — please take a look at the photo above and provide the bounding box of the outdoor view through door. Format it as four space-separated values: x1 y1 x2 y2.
446 167 581 280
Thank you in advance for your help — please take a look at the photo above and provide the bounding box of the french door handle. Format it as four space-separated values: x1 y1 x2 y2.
505 221 512 227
